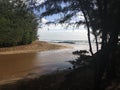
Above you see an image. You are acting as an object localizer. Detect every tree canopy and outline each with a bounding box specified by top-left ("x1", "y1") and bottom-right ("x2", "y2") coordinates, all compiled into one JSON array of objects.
[{"x1": 0, "y1": 0, "x2": 38, "y2": 47}]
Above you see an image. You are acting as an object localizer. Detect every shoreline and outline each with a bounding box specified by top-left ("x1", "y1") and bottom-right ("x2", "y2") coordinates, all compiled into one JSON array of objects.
[
  {"x1": 0, "y1": 40, "x2": 73, "y2": 85},
  {"x1": 0, "y1": 40, "x2": 70, "y2": 55}
]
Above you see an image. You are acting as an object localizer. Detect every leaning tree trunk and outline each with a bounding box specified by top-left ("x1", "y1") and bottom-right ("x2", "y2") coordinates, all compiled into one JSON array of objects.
[
  {"x1": 95, "y1": 34, "x2": 99, "y2": 52},
  {"x1": 86, "y1": 19, "x2": 94, "y2": 56},
  {"x1": 87, "y1": 23, "x2": 94, "y2": 56},
  {"x1": 93, "y1": 32, "x2": 99, "y2": 52},
  {"x1": 82, "y1": 11, "x2": 93, "y2": 56}
]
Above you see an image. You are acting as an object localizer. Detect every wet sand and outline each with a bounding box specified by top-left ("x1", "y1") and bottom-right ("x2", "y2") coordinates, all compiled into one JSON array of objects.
[{"x1": 0, "y1": 41, "x2": 68, "y2": 55}]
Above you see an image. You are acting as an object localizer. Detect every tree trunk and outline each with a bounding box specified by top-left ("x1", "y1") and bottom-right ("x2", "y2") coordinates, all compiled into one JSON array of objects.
[
  {"x1": 94, "y1": 30, "x2": 118, "y2": 89},
  {"x1": 82, "y1": 11, "x2": 93, "y2": 56},
  {"x1": 101, "y1": 31, "x2": 107, "y2": 50},
  {"x1": 86, "y1": 20, "x2": 94, "y2": 56},
  {"x1": 95, "y1": 34, "x2": 99, "y2": 52},
  {"x1": 93, "y1": 32, "x2": 99, "y2": 52},
  {"x1": 105, "y1": 30, "x2": 118, "y2": 79}
]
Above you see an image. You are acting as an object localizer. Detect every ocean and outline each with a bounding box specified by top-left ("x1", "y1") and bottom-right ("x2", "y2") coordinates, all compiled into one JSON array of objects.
[{"x1": 38, "y1": 29, "x2": 98, "y2": 53}]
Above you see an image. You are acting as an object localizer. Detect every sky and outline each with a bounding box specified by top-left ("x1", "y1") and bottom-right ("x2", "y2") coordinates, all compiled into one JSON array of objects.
[
  {"x1": 38, "y1": 24, "x2": 94, "y2": 41},
  {"x1": 33, "y1": 0, "x2": 84, "y2": 23},
  {"x1": 34, "y1": 0, "x2": 94, "y2": 41},
  {"x1": 38, "y1": 29, "x2": 88, "y2": 41}
]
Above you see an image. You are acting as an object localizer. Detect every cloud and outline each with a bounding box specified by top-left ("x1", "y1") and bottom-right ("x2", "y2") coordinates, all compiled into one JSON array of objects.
[
  {"x1": 41, "y1": 18, "x2": 48, "y2": 23},
  {"x1": 36, "y1": 0, "x2": 45, "y2": 4},
  {"x1": 70, "y1": 12, "x2": 84, "y2": 23}
]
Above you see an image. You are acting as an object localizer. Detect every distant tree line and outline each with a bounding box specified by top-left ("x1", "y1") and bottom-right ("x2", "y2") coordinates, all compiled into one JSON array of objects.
[{"x1": 0, "y1": 0, "x2": 38, "y2": 47}]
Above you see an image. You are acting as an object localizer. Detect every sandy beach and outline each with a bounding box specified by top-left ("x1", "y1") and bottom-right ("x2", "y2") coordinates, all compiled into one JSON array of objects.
[{"x1": 0, "y1": 41, "x2": 68, "y2": 55}]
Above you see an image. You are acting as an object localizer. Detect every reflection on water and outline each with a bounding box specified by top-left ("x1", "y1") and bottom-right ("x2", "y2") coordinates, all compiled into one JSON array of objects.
[{"x1": 0, "y1": 49, "x2": 75, "y2": 82}]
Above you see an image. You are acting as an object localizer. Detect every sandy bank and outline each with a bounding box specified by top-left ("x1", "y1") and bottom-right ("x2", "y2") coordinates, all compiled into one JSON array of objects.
[{"x1": 0, "y1": 41, "x2": 69, "y2": 55}]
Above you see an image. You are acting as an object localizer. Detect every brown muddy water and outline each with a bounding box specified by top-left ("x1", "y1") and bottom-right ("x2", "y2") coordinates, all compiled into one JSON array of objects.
[
  {"x1": 0, "y1": 42, "x2": 97, "y2": 84},
  {"x1": 0, "y1": 49, "x2": 76, "y2": 83}
]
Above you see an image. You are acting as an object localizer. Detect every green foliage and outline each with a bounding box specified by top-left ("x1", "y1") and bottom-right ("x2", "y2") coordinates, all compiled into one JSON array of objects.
[{"x1": 0, "y1": 0, "x2": 38, "y2": 47}]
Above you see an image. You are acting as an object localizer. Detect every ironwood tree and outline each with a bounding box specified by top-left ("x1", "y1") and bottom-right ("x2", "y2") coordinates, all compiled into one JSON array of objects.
[{"x1": 0, "y1": 0, "x2": 38, "y2": 47}]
